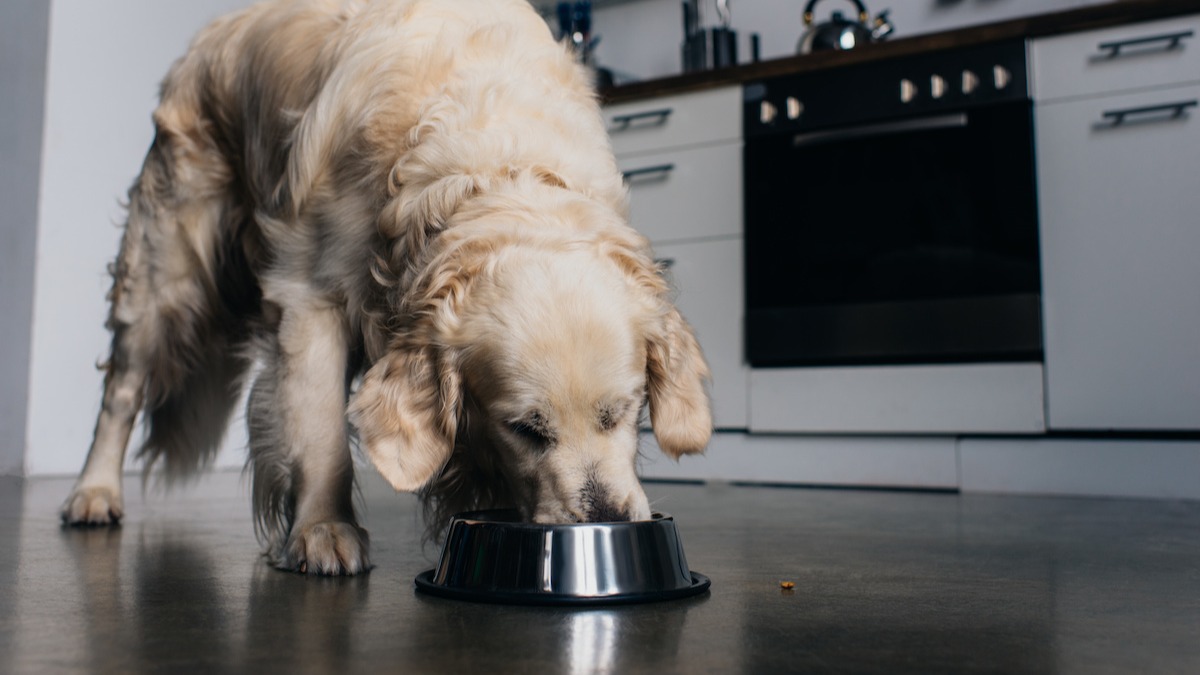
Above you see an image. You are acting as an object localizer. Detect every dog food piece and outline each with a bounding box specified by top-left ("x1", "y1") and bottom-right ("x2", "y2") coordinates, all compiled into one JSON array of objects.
[{"x1": 780, "y1": 580, "x2": 795, "y2": 589}]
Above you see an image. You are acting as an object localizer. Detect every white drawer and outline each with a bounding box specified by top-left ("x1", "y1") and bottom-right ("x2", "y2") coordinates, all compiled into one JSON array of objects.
[
  {"x1": 618, "y1": 142, "x2": 741, "y2": 244},
  {"x1": 605, "y1": 87, "x2": 741, "y2": 157},
  {"x1": 1033, "y1": 14, "x2": 1200, "y2": 102},
  {"x1": 748, "y1": 363, "x2": 1047, "y2": 435}
]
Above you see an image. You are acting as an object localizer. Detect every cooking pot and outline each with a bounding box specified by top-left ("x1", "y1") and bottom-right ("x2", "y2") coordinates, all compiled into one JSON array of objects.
[{"x1": 797, "y1": 0, "x2": 894, "y2": 54}]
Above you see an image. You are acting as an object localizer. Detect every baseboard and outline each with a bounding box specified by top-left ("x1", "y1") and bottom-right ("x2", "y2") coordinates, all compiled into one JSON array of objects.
[{"x1": 640, "y1": 431, "x2": 1200, "y2": 501}]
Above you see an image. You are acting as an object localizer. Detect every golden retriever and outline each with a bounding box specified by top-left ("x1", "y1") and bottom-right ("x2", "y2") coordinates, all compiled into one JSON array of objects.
[{"x1": 61, "y1": 0, "x2": 712, "y2": 575}]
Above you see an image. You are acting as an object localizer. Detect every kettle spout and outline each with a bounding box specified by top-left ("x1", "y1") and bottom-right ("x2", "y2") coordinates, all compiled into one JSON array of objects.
[{"x1": 871, "y1": 9, "x2": 895, "y2": 41}]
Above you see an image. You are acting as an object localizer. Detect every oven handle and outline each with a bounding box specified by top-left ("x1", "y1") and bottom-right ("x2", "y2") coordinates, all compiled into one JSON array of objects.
[{"x1": 791, "y1": 113, "x2": 968, "y2": 148}]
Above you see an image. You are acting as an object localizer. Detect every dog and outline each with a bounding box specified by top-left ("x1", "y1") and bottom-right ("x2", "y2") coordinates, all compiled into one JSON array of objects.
[{"x1": 60, "y1": 0, "x2": 712, "y2": 575}]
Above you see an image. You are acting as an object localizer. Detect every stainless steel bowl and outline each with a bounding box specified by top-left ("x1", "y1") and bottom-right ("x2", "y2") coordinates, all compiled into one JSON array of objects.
[{"x1": 414, "y1": 510, "x2": 710, "y2": 605}]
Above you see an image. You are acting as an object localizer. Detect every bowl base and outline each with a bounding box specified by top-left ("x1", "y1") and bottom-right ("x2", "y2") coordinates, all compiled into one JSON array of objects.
[{"x1": 414, "y1": 570, "x2": 711, "y2": 606}]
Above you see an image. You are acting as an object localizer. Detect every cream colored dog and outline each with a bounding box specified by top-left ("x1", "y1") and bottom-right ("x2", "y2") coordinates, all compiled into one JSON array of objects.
[{"x1": 61, "y1": 0, "x2": 712, "y2": 575}]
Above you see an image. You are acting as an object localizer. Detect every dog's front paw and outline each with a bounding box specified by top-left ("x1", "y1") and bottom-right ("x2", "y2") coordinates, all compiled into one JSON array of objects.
[
  {"x1": 275, "y1": 521, "x2": 371, "y2": 576},
  {"x1": 61, "y1": 486, "x2": 124, "y2": 526}
]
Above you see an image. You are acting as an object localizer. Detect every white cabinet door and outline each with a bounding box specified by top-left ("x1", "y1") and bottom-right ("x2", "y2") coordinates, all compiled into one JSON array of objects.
[
  {"x1": 650, "y1": 238, "x2": 747, "y2": 429},
  {"x1": 618, "y1": 142, "x2": 742, "y2": 244},
  {"x1": 1036, "y1": 85, "x2": 1200, "y2": 430}
]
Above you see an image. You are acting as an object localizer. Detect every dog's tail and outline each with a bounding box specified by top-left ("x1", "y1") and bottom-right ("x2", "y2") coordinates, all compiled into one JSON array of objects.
[
  {"x1": 116, "y1": 98, "x2": 263, "y2": 485},
  {"x1": 134, "y1": 226, "x2": 262, "y2": 485}
]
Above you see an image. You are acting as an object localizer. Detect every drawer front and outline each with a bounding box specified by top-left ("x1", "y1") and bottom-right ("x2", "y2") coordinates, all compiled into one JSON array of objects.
[
  {"x1": 748, "y1": 364, "x2": 1047, "y2": 434},
  {"x1": 1033, "y1": 13, "x2": 1200, "y2": 102},
  {"x1": 619, "y1": 142, "x2": 741, "y2": 244},
  {"x1": 650, "y1": 238, "x2": 747, "y2": 429},
  {"x1": 605, "y1": 87, "x2": 741, "y2": 157}
]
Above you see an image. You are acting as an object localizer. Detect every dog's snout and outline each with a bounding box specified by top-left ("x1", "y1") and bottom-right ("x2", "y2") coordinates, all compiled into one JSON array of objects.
[
  {"x1": 585, "y1": 499, "x2": 630, "y2": 523},
  {"x1": 580, "y1": 473, "x2": 631, "y2": 523}
]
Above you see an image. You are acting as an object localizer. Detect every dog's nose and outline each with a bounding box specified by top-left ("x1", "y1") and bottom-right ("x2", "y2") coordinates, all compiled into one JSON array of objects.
[
  {"x1": 583, "y1": 496, "x2": 630, "y2": 523},
  {"x1": 580, "y1": 472, "x2": 631, "y2": 522}
]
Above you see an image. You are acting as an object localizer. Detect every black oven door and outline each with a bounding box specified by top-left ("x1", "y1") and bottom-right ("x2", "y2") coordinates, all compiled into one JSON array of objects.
[{"x1": 744, "y1": 100, "x2": 1042, "y2": 367}]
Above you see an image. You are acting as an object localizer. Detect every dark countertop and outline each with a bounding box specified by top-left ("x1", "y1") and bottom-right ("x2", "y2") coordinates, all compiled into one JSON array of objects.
[{"x1": 601, "y1": 0, "x2": 1200, "y2": 104}]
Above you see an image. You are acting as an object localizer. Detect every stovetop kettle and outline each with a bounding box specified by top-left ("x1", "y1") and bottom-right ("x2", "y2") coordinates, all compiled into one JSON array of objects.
[{"x1": 797, "y1": 0, "x2": 894, "y2": 54}]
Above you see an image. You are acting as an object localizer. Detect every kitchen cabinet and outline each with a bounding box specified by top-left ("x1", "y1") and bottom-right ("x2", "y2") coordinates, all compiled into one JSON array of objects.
[
  {"x1": 617, "y1": 142, "x2": 741, "y2": 243},
  {"x1": 652, "y1": 238, "x2": 746, "y2": 428},
  {"x1": 1031, "y1": 14, "x2": 1200, "y2": 103},
  {"x1": 1034, "y1": 16, "x2": 1200, "y2": 431},
  {"x1": 603, "y1": 87, "x2": 740, "y2": 158},
  {"x1": 604, "y1": 86, "x2": 748, "y2": 429}
]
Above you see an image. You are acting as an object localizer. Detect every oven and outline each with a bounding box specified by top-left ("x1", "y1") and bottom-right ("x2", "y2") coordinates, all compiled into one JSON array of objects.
[{"x1": 743, "y1": 41, "x2": 1042, "y2": 367}]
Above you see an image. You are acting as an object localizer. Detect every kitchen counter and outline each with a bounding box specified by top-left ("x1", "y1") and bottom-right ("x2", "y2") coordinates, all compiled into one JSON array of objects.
[{"x1": 601, "y1": 0, "x2": 1200, "y2": 103}]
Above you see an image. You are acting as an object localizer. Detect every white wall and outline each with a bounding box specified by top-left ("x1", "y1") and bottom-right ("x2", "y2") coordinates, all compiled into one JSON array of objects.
[
  {"x1": 25, "y1": 0, "x2": 257, "y2": 476},
  {"x1": 0, "y1": 0, "x2": 51, "y2": 476},
  {"x1": 587, "y1": 0, "x2": 1111, "y2": 80}
]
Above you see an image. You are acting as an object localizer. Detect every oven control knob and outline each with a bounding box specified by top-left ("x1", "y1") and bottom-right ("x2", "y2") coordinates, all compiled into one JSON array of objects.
[
  {"x1": 786, "y1": 96, "x2": 804, "y2": 120},
  {"x1": 962, "y1": 69, "x2": 979, "y2": 94},
  {"x1": 930, "y1": 74, "x2": 947, "y2": 99},
  {"x1": 760, "y1": 100, "x2": 778, "y2": 124},
  {"x1": 900, "y1": 78, "x2": 917, "y2": 103},
  {"x1": 993, "y1": 65, "x2": 1012, "y2": 90}
]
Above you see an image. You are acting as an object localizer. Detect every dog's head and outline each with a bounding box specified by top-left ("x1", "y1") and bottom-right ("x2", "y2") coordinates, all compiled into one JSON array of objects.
[{"x1": 349, "y1": 187, "x2": 711, "y2": 530}]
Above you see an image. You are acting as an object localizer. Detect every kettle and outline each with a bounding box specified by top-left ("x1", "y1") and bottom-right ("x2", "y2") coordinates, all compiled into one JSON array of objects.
[{"x1": 797, "y1": 0, "x2": 894, "y2": 54}]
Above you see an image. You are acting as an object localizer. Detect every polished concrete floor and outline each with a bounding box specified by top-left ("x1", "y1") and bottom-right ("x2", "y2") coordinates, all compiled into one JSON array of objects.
[{"x1": 1, "y1": 471, "x2": 1198, "y2": 674}]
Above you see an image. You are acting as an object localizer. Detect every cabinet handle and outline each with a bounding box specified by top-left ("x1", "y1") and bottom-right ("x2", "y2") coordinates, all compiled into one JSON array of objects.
[
  {"x1": 1096, "y1": 30, "x2": 1193, "y2": 58},
  {"x1": 1100, "y1": 100, "x2": 1197, "y2": 127},
  {"x1": 621, "y1": 163, "x2": 675, "y2": 181},
  {"x1": 609, "y1": 108, "x2": 673, "y2": 131}
]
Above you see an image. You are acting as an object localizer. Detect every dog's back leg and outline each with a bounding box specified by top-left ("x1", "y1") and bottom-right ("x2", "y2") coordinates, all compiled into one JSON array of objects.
[{"x1": 62, "y1": 109, "x2": 241, "y2": 525}]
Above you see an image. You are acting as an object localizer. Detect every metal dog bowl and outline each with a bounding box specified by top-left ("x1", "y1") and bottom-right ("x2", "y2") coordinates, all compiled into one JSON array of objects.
[{"x1": 414, "y1": 510, "x2": 710, "y2": 605}]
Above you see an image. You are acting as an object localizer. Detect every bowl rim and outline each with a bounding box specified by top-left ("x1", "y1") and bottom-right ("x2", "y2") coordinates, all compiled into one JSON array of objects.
[{"x1": 448, "y1": 509, "x2": 674, "y2": 529}]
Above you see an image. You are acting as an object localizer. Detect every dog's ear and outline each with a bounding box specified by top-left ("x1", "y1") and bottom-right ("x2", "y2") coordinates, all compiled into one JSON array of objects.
[
  {"x1": 646, "y1": 306, "x2": 713, "y2": 458},
  {"x1": 349, "y1": 342, "x2": 461, "y2": 492},
  {"x1": 602, "y1": 233, "x2": 713, "y2": 457}
]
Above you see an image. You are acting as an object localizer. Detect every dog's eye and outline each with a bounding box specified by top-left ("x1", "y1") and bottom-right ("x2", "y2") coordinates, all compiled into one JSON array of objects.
[
  {"x1": 507, "y1": 420, "x2": 552, "y2": 446},
  {"x1": 598, "y1": 401, "x2": 632, "y2": 432}
]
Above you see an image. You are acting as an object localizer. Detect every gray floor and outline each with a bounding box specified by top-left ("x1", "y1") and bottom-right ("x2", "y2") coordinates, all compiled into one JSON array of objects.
[{"x1": 2, "y1": 471, "x2": 1198, "y2": 674}]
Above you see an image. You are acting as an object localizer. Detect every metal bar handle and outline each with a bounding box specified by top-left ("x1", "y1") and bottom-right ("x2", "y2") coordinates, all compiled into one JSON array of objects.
[
  {"x1": 609, "y1": 108, "x2": 673, "y2": 131},
  {"x1": 792, "y1": 113, "x2": 968, "y2": 149},
  {"x1": 622, "y1": 163, "x2": 675, "y2": 181},
  {"x1": 1097, "y1": 30, "x2": 1193, "y2": 58},
  {"x1": 1101, "y1": 100, "x2": 1197, "y2": 126}
]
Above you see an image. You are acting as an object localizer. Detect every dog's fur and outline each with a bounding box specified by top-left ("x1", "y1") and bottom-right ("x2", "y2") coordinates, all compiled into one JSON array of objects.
[{"x1": 61, "y1": 0, "x2": 712, "y2": 575}]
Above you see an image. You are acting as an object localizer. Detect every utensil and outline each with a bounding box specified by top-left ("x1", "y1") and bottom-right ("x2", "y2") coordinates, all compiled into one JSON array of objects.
[
  {"x1": 797, "y1": 0, "x2": 894, "y2": 54},
  {"x1": 415, "y1": 509, "x2": 710, "y2": 605},
  {"x1": 682, "y1": 0, "x2": 739, "y2": 71}
]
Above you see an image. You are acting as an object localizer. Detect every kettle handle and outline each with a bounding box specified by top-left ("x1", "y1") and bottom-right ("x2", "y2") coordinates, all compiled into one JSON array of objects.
[{"x1": 803, "y1": 0, "x2": 870, "y2": 26}]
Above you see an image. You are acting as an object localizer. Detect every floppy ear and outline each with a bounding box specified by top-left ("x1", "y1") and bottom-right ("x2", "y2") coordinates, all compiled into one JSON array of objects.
[
  {"x1": 349, "y1": 342, "x2": 461, "y2": 492},
  {"x1": 646, "y1": 307, "x2": 713, "y2": 458}
]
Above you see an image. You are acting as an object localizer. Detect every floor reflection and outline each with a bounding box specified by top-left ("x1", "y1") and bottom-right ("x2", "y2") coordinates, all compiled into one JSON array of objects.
[
  {"x1": 408, "y1": 591, "x2": 704, "y2": 673},
  {"x1": 567, "y1": 610, "x2": 618, "y2": 675},
  {"x1": 239, "y1": 563, "x2": 370, "y2": 673}
]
